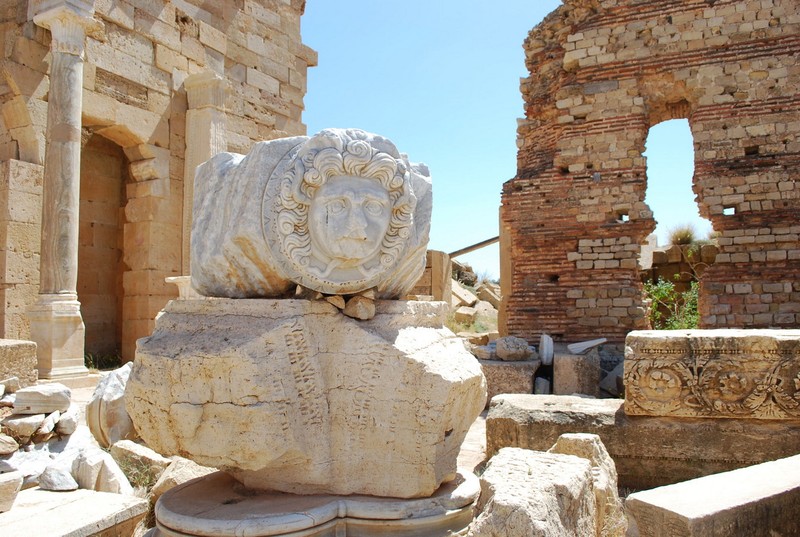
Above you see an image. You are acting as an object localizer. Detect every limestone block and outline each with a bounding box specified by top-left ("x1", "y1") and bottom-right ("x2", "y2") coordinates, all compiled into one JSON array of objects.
[
  {"x1": 479, "y1": 359, "x2": 540, "y2": 407},
  {"x1": 0, "y1": 340, "x2": 37, "y2": 388},
  {"x1": 0, "y1": 471, "x2": 22, "y2": 512},
  {"x1": 151, "y1": 457, "x2": 216, "y2": 505},
  {"x1": 455, "y1": 305, "x2": 477, "y2": 324},
  {"x1": 476, "y1": 282, "x2": 501, "y2": 309},
  {"x1": 495, "y1": 336, "x2": 533, "y2": 361},
  {"x1": 127, "y1": 298, "x2": 487, "y2": 498},
  {"x1": 110, "y1": 439, "x2": 172, "y2": 488},
  {"x1": 486, "y1": 394, "x2": 800, "y2": 491},
  {"x1": 191, "y1": 129, "x2": 432, "y2": 299},
  {"x1": 625, "y1": 329, "x2": 800, "y2": 419},
  {"x1": 342, "y1": 295, "x2": 375, "y2": 320},
  {"x1": 452, "y1": 279, "x2": 478, "y2": 307},
  {"x1": 87, "y1": 362, "x2": 139, "y2": 448},
  {"x1": 554, "y1": 349, "x2": 601, "y2": 396},
  {"x1": 468, "y1": 447, "x2": 597, "y2": 537},
  {"x1": 549, "y1": 433, "x2": 626, "y2": 536},
  {"x1": 626, "y1": 454, "x2": 800, "y2": 537},
  {"x1": 1, "y1": 414, "x2": 44, "y2": 441}
]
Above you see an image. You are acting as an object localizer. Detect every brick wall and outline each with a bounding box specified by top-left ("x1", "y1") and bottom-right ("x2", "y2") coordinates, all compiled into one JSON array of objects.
[
  {"x1": 501, "y1": 0, "x2": 799, "y2": 343},
  {"x1": 0, "y1": 1, "x2": 316, "y2": 359}
]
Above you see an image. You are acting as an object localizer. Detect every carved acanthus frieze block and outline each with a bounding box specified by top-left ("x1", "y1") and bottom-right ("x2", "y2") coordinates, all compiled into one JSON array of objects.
[{"x1": 624, "y1": 330, "x2": 800, "y2": 420}]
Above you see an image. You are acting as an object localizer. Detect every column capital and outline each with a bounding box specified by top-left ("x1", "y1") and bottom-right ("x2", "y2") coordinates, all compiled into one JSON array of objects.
[
  {"x1": 30, "y1": 0, "x2": 101, "y2": 56},
  {"x1": 185, "y1": 71, "x2": 227, "y2": 111}
]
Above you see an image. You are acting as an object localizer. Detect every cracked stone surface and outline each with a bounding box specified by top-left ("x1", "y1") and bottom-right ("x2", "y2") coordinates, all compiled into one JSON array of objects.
[{"x1": 126, "y1": 298, "x2": 486, "y2": 499}]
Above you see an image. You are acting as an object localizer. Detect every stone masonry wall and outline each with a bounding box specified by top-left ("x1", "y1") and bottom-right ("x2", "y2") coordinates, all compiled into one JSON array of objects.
[
  {"x1": 0, "y1": 1, "x2": 316, "y2": 360},
  {"x1": 501, "y1": 0, "x2": 799, "y2": 343}
]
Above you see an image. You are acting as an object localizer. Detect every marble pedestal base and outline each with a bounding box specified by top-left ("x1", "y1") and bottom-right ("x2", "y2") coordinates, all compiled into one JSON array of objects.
[
  {"x1": 27, "y1": 294, "x2": 88, "y2": 379},
  {"x1": 153, "y1": 471, "x2": 479, "y2": 537}
]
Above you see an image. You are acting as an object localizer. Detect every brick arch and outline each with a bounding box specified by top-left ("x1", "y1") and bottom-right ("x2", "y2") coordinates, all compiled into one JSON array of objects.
[{"x1": 500, "y1": 0, "x2": 800, "y2": 346}]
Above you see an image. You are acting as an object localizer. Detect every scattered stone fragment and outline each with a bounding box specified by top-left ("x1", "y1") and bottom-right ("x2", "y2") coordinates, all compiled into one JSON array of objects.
[
  {"x1": 2, "y1": 413, "x2": 45, "y2": 441},
  {"x1": 151, "y1": 457, "x2": 217, "y2": 504},
  {"x1": 13, "y1": 383, "x2": 71, "y2": 415},
  {"x1": 472, "y1": 344, "x2": 496, "y2": 360},
  {"x1": 0, "y1": 385, "x2": 4, "y2": 399},
  {"x1": 55, "y1": 404, "x2": 80, "y2": 436},
  {"x1": 539, "y1": 333, "x2": 554, "y2": 366},
  {"x1": 1, "y1": 449, "x2": 52, "y2": 488},
  {"x1": 473, "y1": 300, "x2": 498, "y2": 321},
  {"x1": 0, "y1": 394, "x2": 14, "y2": 407},
  {"x1": 0, "y1": 470, "x2": 23, "y2": 512},
  {"x1": 495, "y1": 336, "x2": 533, "y2": 361},
  {"x1": 73, "y1": 447, "x2": 134, "y2": 495},
  {"x1": 468, "y1": 447, "x2": 596, "y2": 537},
  {"x1": 455, "y1": 306, "x2": 477, "y2": 324},
  {"x1": 0, "y1": 433, "x2": 19, "y2": 455},
  {"x1": 452, "y1": 279, "x2": 478, "y2": 307},
  {"x1": 87, "y1": 363, "x2": 138, "y2": 448},
  {"x1": 325, "y1": 295, "x2": 346, "y2": 309},
  {"x1": 39, "y1": 464, "x2": 79, "y2": 492},
  {"x1": 567, "y1": 338, "x2": 607, "y2": 355},
  {"x1": 32, "y1": 410, "x2": 61, "y2": 443},
  {"x1": 342, "y1": 295, "x2": 375, "y2": 320},
  {"x1": 110, "y1": 440, "x2": 172, "y2": 488},
  {"x1": 476, "y1": 283, "x2": 501, "y2": 309},
  {"x1": 459, "y1": 332, "x2": 490, "y2": 346},
  {"x1": 548, "y1": 433, "x2": 625, "y2": 536},
  {"x1": 0, "y1": 377, "x2": 21, "y2": 394},
  {"x1": 358, "y1": 289, "x2": 376, "y2": 300}
]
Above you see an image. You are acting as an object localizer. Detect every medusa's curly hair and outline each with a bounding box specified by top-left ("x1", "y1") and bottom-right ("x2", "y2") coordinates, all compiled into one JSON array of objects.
[{"x1": 273, "y1": 129, "x2": 417, "y2": 283}]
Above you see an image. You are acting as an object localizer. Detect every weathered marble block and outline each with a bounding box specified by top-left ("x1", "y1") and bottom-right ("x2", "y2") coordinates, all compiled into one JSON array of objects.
[
  {"x1": 625, "y1": 330, "x2": 800, "y2": 420},
  {"x1": 126, "y1": 298, "x2": 486, "y2": 499},
  {"x1": 191, "y1": 128, "x2": 432, "y2": 299}
]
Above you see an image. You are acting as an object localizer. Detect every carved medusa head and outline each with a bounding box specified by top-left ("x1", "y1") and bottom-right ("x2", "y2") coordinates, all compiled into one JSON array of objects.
[{"x1": 269, "y1": 129, "x2": 417, "y2": 293}]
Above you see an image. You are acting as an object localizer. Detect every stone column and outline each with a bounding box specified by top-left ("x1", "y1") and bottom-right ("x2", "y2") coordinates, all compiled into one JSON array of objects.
[
  {"x1": 182, "y1": 72, "x2": 227, "y2": 274},
  {"x1": 27, "y1": 0, "x2": 99, "y2": 379}
]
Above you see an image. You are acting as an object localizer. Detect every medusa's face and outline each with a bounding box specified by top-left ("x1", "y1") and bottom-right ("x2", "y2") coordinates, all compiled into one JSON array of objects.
[{"x1": 308, "y1": 175, "x2": 391, "y2": 268}]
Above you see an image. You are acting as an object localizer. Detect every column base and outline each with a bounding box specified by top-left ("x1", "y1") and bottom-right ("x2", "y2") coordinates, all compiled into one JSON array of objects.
[
  {"x1": 27, "y1": 294, "x2": 88, "y2": 380},
  {"x1": 153, "y1": 471, "x2": 479, "y2": 536}
]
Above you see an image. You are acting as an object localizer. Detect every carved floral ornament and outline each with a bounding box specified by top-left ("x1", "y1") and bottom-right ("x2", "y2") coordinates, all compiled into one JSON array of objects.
[{"x1": 624, "y1": 339, "x2": 800, "y2": 420}]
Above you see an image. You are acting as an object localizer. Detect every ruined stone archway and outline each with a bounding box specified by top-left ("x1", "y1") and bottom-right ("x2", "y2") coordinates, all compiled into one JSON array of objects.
[{"x1": 500, "y1": 0, "x2": 800, "y2": 348}]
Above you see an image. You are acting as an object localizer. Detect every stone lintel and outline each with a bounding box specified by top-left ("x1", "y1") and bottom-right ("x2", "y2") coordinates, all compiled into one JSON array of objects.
[
  {"x1": 486, "y1": 394, "x2": 800, "y2": 491},
  {"x1": 185, "y1": 71, "x2": 227, "y2": 110},
  {"x1": 624, "y1": 329, "x2": 800, "y2": 420},
  {"x1": 626, "y1": 454, "x2": 800, "y2": 537}
]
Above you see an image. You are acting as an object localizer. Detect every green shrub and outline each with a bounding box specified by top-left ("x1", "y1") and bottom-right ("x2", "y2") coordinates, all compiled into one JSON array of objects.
[{"x1": 643, "y1": 278, "x2": 699, "y2": 330}]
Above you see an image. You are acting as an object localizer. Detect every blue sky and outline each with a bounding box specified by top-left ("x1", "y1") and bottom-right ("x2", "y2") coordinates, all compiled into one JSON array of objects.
[{"x1": 301, "y1": 1, "x2": 712, "y2": 279}]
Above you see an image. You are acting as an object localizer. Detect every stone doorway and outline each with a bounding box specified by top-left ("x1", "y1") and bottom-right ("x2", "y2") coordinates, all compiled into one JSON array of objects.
[{"x1": 78, "y1": 133, "x2": 129, "y2": 359}]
